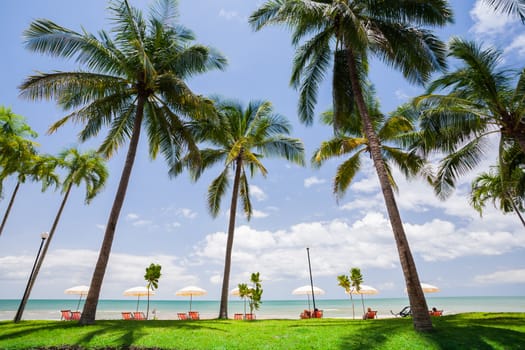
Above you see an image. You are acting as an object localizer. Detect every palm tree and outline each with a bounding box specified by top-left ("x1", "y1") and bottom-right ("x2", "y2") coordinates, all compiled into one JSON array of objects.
[
  {"x1": 470, "y1": 143, "x2": 525, "y2": 226},
  {"x1": 415, "y1": 38, "x2": 525, "y2": 198},
  {"x1": 337, "y1": 274, "x2": 355, "y2": 319},
  {"x1": 144, "y1": 263, "x2": 162, "y2": 320},
  {"x1": 482, "y1": 0, "x2": 525, "y2": 22},
  {"x1": 350, "y1": 267, "x2": 365, "y2": 314},
  {"x1": 19, "y1": 0, "x2": 226, "y2": 324},
  {"x1": 250, "y1": 0, "x2": 452, "y2": 331},
  {"x1": 0, "y1": 152, "x2": 60, "y2": 237},
  {"x1": 14, "y1": 148, "x2": 108, "y2": 322},
  {"x1": 173, "y1": 98, "x2": 304, "y2": 319}
]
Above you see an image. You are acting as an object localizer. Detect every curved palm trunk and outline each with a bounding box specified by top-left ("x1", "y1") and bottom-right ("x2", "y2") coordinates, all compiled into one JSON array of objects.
[
  {"x1": 345, "y1": 49, "x2": 432, "y2": 331},
  {"x1": 350, "y1": 293, "x2": 355, "y2": 319},
  {"x1": 0, "y1": 180, "x2": 21, "y2": 237},
  {"x1": 13, "y1": 182, "x2": 72, "y2": 322},
  {"x1": 146, "y1": 289, "x2": 150, "y2": 320},
  {"x1": 80, "y1": 97, "x2": 145, "y2": 325},
  {"x1": 218, "y1": 157, "x2": 243, "y2": 319},
  {"x1": 508, "y1": 194, "x2": 525, "y2": 228}
]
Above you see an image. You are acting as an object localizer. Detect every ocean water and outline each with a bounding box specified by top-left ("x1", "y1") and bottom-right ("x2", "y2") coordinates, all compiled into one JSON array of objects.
[{"x1": 1, "y1": 296, "x2": 523, "y2": 321}]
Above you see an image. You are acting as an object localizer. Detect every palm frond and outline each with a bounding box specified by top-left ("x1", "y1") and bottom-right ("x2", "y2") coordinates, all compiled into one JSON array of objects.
[{"x1": 207, "y1": 168, "x2": 230, "y2": 217}]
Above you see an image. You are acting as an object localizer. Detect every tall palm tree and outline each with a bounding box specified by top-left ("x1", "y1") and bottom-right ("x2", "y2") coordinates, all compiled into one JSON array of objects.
[
  {"x1": 415, "y1": 38, "x2": 525, "y2": 198},
  {"x1": 14, "y1": 148, "x2": 108, "y2": 322},
  {"x1": 172, "y1": 98, "x2": 304, "y2": 319},
  {"x1": 350, "y1": 267, "x2": 365, "y2": 314},
  {"x1": 483, "y1": 0, "x2": 525, "y2": 22},
  {"x1": 250, "y1": 0, "x2": 452, "y2": 331},
  {"x1": 19, "y1": 0, "x2": 226, "y2": 324}
]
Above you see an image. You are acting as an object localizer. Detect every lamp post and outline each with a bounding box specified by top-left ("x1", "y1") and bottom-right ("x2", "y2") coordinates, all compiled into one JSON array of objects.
[
  {"x1": 306, "y1": 247, "x2": 317, "y2": 311},
  {"x1": 14, "y1": 232, "x2": 49, "y2": 323}
]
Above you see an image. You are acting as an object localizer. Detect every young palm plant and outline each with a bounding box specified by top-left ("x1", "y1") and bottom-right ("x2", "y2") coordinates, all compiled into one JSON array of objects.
[
  {"x1": 250, "y1": 0, "x2": 452, "y2": 331},
  {"x1": 144, "y1": 263, "x2": 162, "y2": 320},
  {"x1": 14, "y1": 148, "x2": 107, "y2": 322},
  {"x1": 415, "y1": 38, "x2": 525, "y2": 198},
  {"x1": 172, "y1": 98, "x2": 304, "y2": 319},
  {"x1": 19, "y1": 0, "x2": 226, "y2": 324}
]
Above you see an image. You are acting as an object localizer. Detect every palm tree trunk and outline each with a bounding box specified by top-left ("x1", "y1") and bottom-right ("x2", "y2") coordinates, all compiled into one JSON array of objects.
[
  {"x1": 0, "y1": 180, "x2": 21, "y2": 237},
  {"x1": 345, "y1": 48, "x2": 432, "y2": 332},
  {"x1": 80, "y1": 97, "x2": 145, "y2": 325},
  {"x1": 13, "y1": 182, "x2": 72, "y2": 322},
  {"x1": 509, "y1": 194, "x2": 525, "y2": 228},
  {"x1": 218, "y1": 157, "x2": 243, "y2": 319}
]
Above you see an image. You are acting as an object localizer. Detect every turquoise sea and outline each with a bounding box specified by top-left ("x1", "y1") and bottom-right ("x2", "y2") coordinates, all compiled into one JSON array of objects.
[{"x1": 1, "y1": 296, "x2": 524, "y2": 321}]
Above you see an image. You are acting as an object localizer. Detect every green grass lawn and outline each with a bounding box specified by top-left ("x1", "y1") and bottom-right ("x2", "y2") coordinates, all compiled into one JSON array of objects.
[{"x1": 0, "y1": 313, "x2": 523, "y2": 349}]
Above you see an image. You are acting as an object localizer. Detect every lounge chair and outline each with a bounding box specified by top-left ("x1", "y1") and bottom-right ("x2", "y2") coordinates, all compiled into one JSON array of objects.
[
  {"x1": 300, "y1": 309, "x2": 311, "y2": 319},
  {"x1": 177, "y1": 312, "x2": 188, "y2": 320},
  {"x1": 60, "y1": 309, "x2": 73, "y2": 321},
  {"x1": 188, "y1": 311, "x2": 200, "y2": 320},
  {"x1": 390, "y1": 306, "x2": 411, "y2": 317},
  {"x1": 245, "y1": 313, "x2": 256, "y2": 320},
  {"x1": 429, "y1": 309, "x2": 443, "y2": 316},
  {"x1": 312, "y1": 309, "x2": 323, "y2": 318},
  {"x1": 133, "y1": 311, "x2": 146, "y2": 320},
  {"x1": 364, "y1": 310, "x2": 377, "y2": 319},
  {"x1": 71, "y1": 311, "x2": 81, "y2": 320},
  {"x1": 122, "y1": 312, "x2": 134, "y2": 320},
  {"x1": 234, "y1": 313, "x2": 243, "y2": 320}
]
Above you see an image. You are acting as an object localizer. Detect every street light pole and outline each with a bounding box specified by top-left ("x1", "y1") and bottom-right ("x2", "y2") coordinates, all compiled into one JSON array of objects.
[
  {"x1": 14, "y1": 232, "x2": 49, "y2": 323},
  {"x1": 306, "y1": 247, "x2": 316, "y2": 311}
]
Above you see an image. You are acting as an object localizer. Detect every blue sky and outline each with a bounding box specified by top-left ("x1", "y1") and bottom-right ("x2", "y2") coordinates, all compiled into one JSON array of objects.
[{"x1": 0, "y1": 0, "x2": 523, "y2": 303}]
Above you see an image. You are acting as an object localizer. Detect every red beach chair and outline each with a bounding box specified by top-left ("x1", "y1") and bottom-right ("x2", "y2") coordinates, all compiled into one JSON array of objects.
[
  {"x1": 60, "y1": 310, "x2": 73, "y2": 321},
  {"x1": 133, "y1": 311, "x2": 146, "y2": 320},
  {"x1": 177, "y1": 313, "x2": 188, "y2": 320},
  {"x1": 188, "y1": 311, "x2": 200, "y2": 320},
  {"x1": 71, "y1": 311, "x2": 81, "y2": 320},
  {"x1": 122, "y1": 312, "x2": 134, "y2": 320}
]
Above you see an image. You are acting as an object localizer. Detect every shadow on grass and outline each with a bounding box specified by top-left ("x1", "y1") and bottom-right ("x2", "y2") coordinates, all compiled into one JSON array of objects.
[
  {"x1": 0, "y1": 319, "x2": 228, "y2": 348},
  {"x1": 338, "y1": 314, "x2": 525, "y2": 350}
]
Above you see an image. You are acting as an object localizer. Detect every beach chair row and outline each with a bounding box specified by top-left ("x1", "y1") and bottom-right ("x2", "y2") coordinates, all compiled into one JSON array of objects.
[
  {"x1": 60, "y1": 309, "x2": 81, "y2": 321},
  {"x1": 177, "y1": 311, "x2": 200, "y2": 320},
  {"x1": 121, "y1": 311, "x2": 147, "y2": 320}
]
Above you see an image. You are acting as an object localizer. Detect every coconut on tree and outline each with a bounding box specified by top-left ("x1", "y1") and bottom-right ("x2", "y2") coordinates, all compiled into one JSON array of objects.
[{"x1": 19, "y1": 0, "x2": 226, "y2": 324}]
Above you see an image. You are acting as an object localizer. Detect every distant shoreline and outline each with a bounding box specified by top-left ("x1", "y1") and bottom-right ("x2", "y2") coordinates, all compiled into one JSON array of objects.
[{"x1": 1, "y1": 296, "x2": 523, "y2": 321}]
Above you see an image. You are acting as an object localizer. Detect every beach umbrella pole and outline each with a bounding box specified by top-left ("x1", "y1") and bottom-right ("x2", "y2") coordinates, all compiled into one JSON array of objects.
[
  {"x1": 136, "y1": 296, "x2": 139, "y2": 312},
  {"x1": 189, "y1": 295, "x2": 193, "y2": 312},
  {"x1": 76, "y1": 295, "x2": 82, "y2": 312}
]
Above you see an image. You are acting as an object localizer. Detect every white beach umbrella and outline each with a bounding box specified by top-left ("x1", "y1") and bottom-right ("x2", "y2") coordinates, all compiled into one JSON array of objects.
[
  {"x1": 292, "y1": 285, "x2": 325, "y2": 310},
  {"x1": 64, "y1": 285, "x2": 89, "y2": 311},
  {"x1": 176, "y1": 286, "x2": 207, "y2": 312},
  {"x1": 123, "y1": 286, "x2": 155, "y2": 312},
  {"x1": 405, "y1": 283, "x2": 440, "y2": 294},
  {"x1": 230, "y1": 287, "x2": 241, "y2": 296},
  {"x1": 421, "y1": 283, "x2": 440, "y2": 293},
  {"x1": 345, "y1": 284, "x2": 379, "y2": 295}
]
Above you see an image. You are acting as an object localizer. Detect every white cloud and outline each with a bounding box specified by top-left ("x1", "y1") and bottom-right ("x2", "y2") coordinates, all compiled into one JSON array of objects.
[
  {"x1": 209, "y1": 274, "x2": 222, "y2": 284},
  {"x1": 505, "y1": 33, "x2": 525, "y2": 56},
  {"x1": 252, "y1": 209, "x2": 269, "y2": 218},
  {"x1": 126, "y1": 213, "x2": 139, "y2": 220},
  {"x1": 395, "y1": 89, "x2": 410, "y2": 100},
  {"x1": 474, "y1": 269, "x2": 525, "y2": 284},
  {"x1": 218, "y1": 9, "x2": 245, "y2": 22},
  {"x1": 470, "y1": 0, "x2": 517, "y2": 35},
  {"x1": 250, "y1": 185, "x2": 267, "y2": 201},
  {"x1": 178, "y1": 208, "x2": 197, "y2": 219},
  {"x1": 304, "y1": 176, "x2": 326, "y2": 188},
  {"x1": 96, "y1": 224, "x2": 105, "y2": 231},
  {"x1": 132, "y1": 219, "x2": 152, "y2": 227}
]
